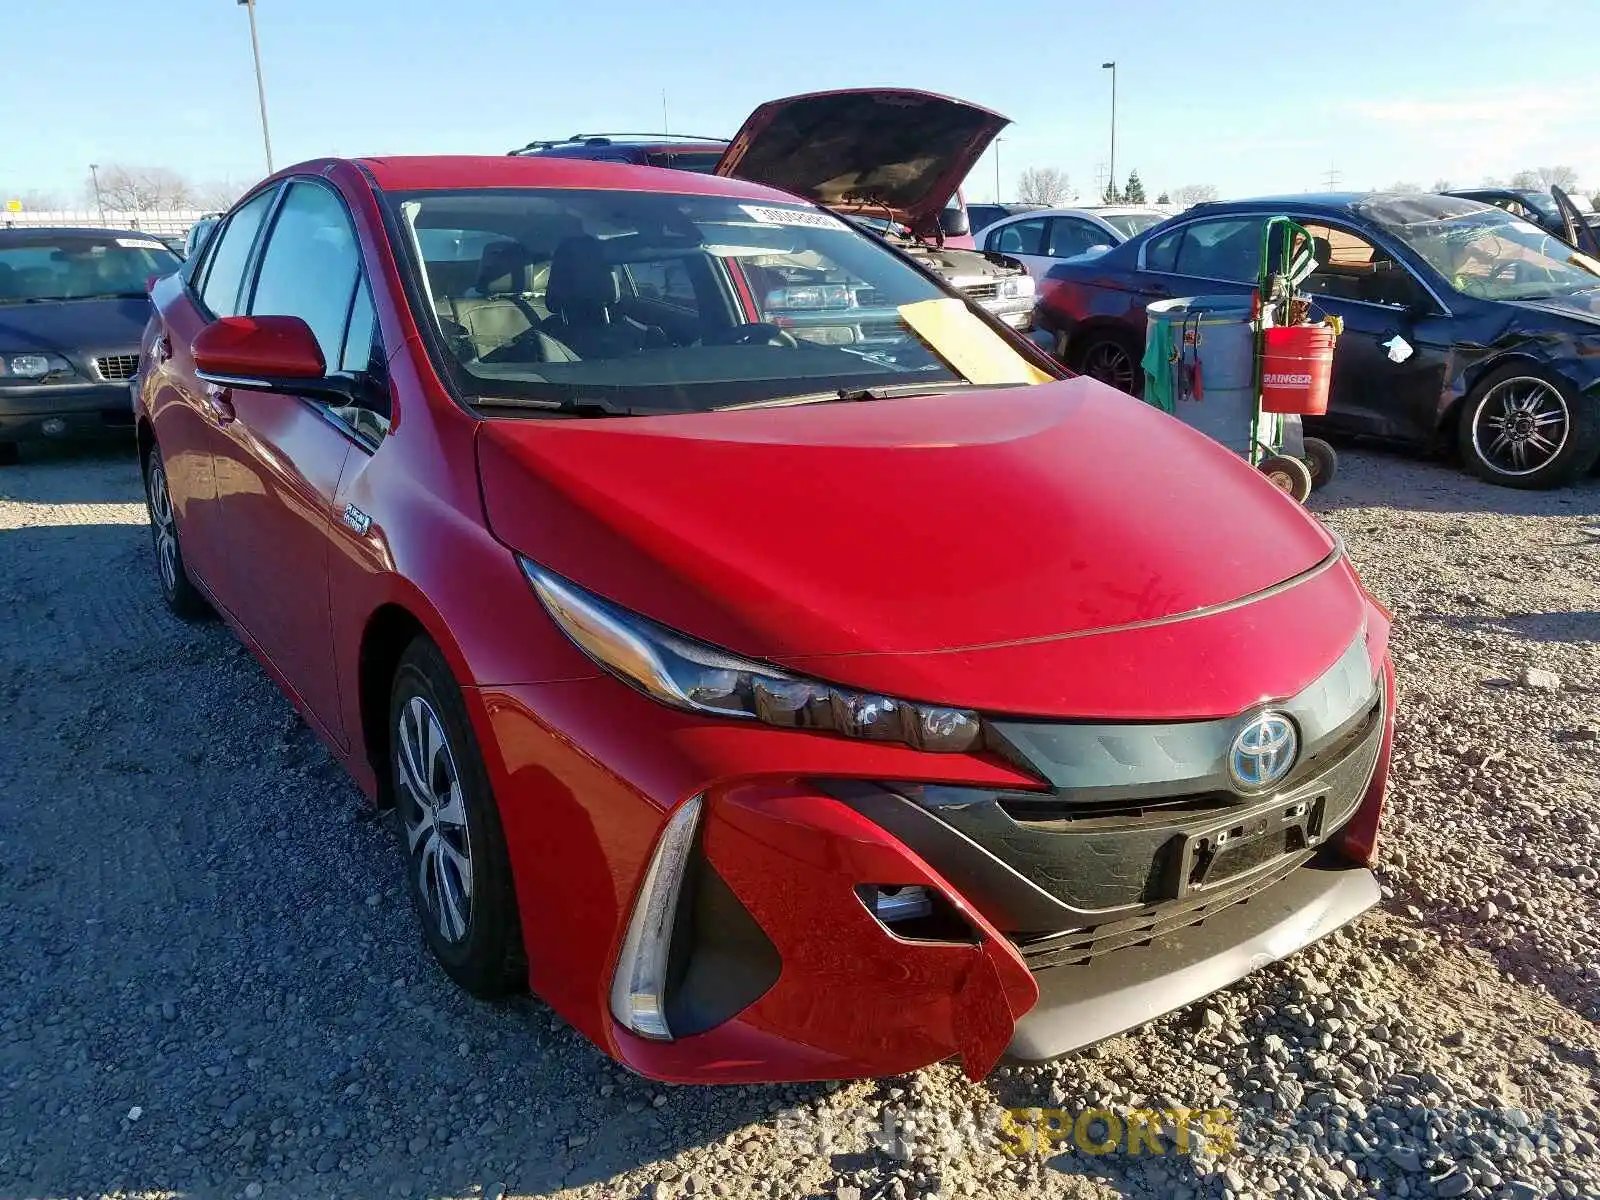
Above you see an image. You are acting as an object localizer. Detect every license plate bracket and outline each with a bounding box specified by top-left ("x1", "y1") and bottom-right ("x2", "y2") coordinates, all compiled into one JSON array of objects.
[{"x1": 1173, "y1": 793, "x2": 1327, "y2": 896}]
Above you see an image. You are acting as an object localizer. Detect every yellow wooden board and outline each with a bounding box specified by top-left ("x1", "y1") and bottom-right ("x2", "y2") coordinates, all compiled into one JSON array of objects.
[{"x1": 897, "y1": 298, "x2": 1054, "y2": 386}]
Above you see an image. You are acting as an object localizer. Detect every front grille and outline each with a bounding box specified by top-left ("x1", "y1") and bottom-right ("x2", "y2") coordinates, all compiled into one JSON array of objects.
[
  {"x1": 94, "y1": 354, "x2": 140, "y2": 381},
  {"x1": 958, "y1": 281, "x2": 1000, "y2": 301},
  {"x1": 1015, "y1": 849, "x2": 1309, "y2": 971}
]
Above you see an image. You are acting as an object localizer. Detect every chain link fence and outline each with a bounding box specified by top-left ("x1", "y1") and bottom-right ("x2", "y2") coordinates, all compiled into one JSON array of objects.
[{"x1": 2, "y1": 209, "x2": 210, "y2": 236}]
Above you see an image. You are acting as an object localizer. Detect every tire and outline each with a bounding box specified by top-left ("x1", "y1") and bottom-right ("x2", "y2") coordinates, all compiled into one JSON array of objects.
[
  {"x1": 1303, "y1": 437, "x2": 1338, "y2": 491},
  {"x1": 1071, "y1": 329, "x2": 1143, "y2": 397},
  {"x1": 389, "y1": 636, "x2": 525, "y2": 1000},
  {"x1": 1259, "y1": 454, "x2": 1314, "y2": 503},
  {"x1": 1458, "y1": 363, "x2": 1600, "y2": 489},
  {"x1": 0, "y1": 442, "x2": 18, "y2": 466},
  {"x1": 143, "y1": 445, "x2": 210, "y2": 619}
]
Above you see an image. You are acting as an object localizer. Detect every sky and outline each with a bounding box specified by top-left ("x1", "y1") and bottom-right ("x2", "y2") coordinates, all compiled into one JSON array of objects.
[{"x1": 3, "y1": 0, "x2": 1598, "y2": 208}]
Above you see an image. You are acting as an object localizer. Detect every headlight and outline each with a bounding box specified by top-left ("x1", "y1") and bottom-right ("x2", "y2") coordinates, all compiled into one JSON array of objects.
[
  {"x1": 764, "y1": 284, "x2": 853, "y2": 311},
  {"x1": 0, "y1": 353, "x2": 74, "y2": 380},
  {"x1": 998, "y1": 275, "x2": 1036, "y2": 301},
  {"x1": 521, "y1": 559, "x2": 983, "y2": 753}
]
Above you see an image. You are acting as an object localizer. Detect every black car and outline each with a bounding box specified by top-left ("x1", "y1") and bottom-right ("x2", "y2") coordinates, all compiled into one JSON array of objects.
[
  {"x1": 1035, "y1": 193, "x2": 1600, "y2": 489},
  {"x1": 0, "y1": 227, "x2": 180, "y2": 463},
  {"x1": 967, "y1": 202, "x2": 1046, "y2": 234},
  {"x1": 1444, "y1": 187, "x2": 1600, "y2": 256}
]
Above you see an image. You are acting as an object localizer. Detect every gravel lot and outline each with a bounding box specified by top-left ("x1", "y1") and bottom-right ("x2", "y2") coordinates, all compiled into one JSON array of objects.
[{"x1": 1, "y1": 441, "x2": 1597, "y2": 1200}]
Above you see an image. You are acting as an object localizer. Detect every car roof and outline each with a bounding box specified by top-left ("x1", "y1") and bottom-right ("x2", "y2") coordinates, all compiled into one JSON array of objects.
[
  {"x1": 1190, "y1": 192, "x2": 1371, "y2": 212},
  {"x1": 0, "y1": 226, "x2": 172, "y2": 241},
  {"x1": 318, "y1": 155, "x2": 805, "y2": 204}
]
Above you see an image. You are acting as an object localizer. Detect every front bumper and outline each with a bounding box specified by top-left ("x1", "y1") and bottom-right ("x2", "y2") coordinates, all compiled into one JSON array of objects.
[
  {"x1": 475, "y1": 610, "x2": 1393, "y2": 1084},
  {"x1": 0, "y1": 381, "x2": 138, "y2": 443}
]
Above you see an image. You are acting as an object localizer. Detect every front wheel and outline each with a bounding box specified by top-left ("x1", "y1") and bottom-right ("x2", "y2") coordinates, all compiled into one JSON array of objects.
[
  {"x1": 1458, "y1": 364, "x2": 1600, "y2": 489},
  {"x1": 389, "y1": 637, "x2": 525, "y2": 999}
]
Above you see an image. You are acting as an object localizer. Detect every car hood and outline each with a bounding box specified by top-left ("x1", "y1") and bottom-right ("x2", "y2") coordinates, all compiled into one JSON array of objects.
[
  {"x1": 0, "y1": 296, "x2": 151, "y2": 354},
  {"x1": 714, "y1": 89, "x2": 1009, "y2": 227},
  {"x1": 478, "y1": 380, "x2": 1338, "y2": 673},
  {"x1": 1507, "y1": 289, "x2": 1600, "y2": 329}
]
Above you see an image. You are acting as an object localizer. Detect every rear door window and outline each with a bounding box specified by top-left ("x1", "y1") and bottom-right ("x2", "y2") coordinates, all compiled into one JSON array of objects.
[
  {"x1": 198, "y1": 189, "x2": 276, "y2": 316},
  {"x1": 1046, "y1": 218, "x2": 1107, "y2": 258},
  {"x1": 988, "y1": 218, "x2": 1048, "y2": 255},
  {"x1": 1172, "y1": 216, "x2": 1269, "y2": 282}
]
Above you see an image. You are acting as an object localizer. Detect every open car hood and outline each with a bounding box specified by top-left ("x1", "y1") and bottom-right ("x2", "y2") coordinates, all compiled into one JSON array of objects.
[{"x1": 714, "y1": 89, "x2": 1009, "y2": 228}]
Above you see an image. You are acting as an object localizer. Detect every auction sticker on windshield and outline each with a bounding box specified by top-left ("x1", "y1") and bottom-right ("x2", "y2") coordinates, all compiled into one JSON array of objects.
[{"x1": 739, "y1": 204, "x2": 847, "y2": 231}]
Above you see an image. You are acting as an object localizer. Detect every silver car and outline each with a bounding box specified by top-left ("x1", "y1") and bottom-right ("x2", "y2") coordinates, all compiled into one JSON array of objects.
[{"x1": 980, "y1": 206, "x2": 1172, "y2": 278}]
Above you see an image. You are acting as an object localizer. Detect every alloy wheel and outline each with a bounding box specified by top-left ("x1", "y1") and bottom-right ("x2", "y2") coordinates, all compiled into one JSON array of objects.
[
  {"x1": 1472, "y1": 376, "x2": 1570, "y2": 477},
  {"x1": 146, "y1": 460, "x2": 180, "y2": 597},
  {"x1": 395, "y1": 695, "x2": 475, "y2": 944},
  {"x1": 1082, "y1": 339, "x2": 1136, "y2": 393}
]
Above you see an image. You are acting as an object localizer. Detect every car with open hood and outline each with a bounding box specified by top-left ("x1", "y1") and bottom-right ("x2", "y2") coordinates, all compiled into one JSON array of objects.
[
  {"x1": 133, "y1": 153, "x2": 1395, "y2": 1083},
  {"x1": 510, "y1": 90, "x2": 1035, "y2": 330},
  {"x1": 1035, "y1": 192, "x2": 1600, "y2": 488},
  {"x1": 0, "y1": 226, "x2": 179, "y2": 463},
  {"x1": 713, "y1": 89, "x2": 1035, "y2": 329}
]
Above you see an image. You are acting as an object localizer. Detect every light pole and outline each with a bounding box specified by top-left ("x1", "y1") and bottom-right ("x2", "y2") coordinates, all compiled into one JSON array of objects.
[
  {"x1": 1101, "y1": 61, "x2": 1117, "y2": 201},
  {"x1": 238, "y1": 0, "x2": 275, "y2": 172},
  {"x1": 993, "y1": 136, "x2": 1003, "y2": 202},
  {"x1": 89, "y1": 163, "x2": 106, "y2": 223}
]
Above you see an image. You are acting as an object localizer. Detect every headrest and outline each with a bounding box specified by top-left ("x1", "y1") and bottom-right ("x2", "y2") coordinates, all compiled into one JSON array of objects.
[
  {"x1": 545, "y1": 235, "x2": 621, "y2": 317},
  {"x1": 477, "y1": 240, "x2": 534, "y2": 294}
]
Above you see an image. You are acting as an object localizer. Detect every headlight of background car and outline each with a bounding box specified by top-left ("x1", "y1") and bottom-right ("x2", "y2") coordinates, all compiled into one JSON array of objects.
[
  {"x1": 0, "y1": 353, "x2": 75, "y2": 381},
  {"x1": 998, "y1": 275, "x2": 1036, "y2": 301},
  {"x1": 520, "y1": 559, "x2": 982, "y2": 753}
]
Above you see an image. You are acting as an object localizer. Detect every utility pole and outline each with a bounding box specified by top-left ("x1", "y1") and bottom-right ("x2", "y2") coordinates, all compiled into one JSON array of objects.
[
  {"x1": 661, "y1": 89, "x2": 669, "y2": 134},
  {"x1": 1102, "y1": 62, "x2": 1117, "y2": 200},
  {"x1": 1321, "y1": 162, "x2": 1342, "y2": 192},
  {"x1": 89, "y1": 164, "x2": 105, "y2": 223},
  {"x1": 238, "y1": 0, "x2": 275, "y2": 172},
  {"x1": 993, "y1": 136, "x2": 1003, "y2": 201}
]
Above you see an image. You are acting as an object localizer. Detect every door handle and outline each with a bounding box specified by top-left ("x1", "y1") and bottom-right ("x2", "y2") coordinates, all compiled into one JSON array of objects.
[
  {"x1": 205, "y1": 383, "x2": 236, "y2": 425},
  {"x1": 1145, "y1": 284, "x2": 1172, "y2": 298}
]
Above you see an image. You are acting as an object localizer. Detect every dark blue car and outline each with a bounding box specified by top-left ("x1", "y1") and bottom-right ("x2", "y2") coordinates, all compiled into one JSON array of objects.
[
  {"x1": 1035, "y1": 193, "x2": 1600, "y2": 489},
  {"x1": 0, "y1": 227, "x2": 180, "y2": 464}
]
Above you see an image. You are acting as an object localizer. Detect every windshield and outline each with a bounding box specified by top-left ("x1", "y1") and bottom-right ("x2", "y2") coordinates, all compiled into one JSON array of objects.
[
  {"x1": 0, "y1": 233, "x2": 179, "y2": 303},
  {"x1": 1099, "y1": 212, "x2": 1164, "y2": 238},
  {"x1": 391, "y1": 187, "x2": 1015, "y2": 412},
  {"x1": 1362, "y1": 196, "x2": 1600, "y2": 301}
]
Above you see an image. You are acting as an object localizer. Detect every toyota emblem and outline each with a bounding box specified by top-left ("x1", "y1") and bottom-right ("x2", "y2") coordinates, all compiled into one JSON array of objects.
[{"x1": 1228, "y1": 711, "x2": 1298, "y2": 792}]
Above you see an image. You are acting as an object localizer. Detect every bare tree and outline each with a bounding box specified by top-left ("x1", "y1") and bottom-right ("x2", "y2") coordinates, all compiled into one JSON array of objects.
[
  {"x1": 1509, "y1": 166, "x2": 1579, "y2": 192},
  {"x1": 193, "y1": 178, "x2": 247, "y2": 211},
  {"x1": 1385, "y1": 181, "x2": 1423, "y2": 193},
  {"x1": 1431, "y1": 178, "x2": 1452, "y2": 192},
  {"x1": 1170, "y1": 183, "x2": 1219, "y2": 206},
  {"x1": 0, "y1": 187, "x2": 66, "y2": 210},
  {"x1": 1016, "y1": 167, "x2": 1074, "y2": 206},
  {"x1": 86, "y1": 165, "x2": 196, "y2": 211}
]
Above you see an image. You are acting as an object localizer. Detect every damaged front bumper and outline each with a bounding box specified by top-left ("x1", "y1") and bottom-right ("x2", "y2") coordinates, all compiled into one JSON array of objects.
[{"x1": 569, "y1": 637, "x2": 1394, "y2": 1084}]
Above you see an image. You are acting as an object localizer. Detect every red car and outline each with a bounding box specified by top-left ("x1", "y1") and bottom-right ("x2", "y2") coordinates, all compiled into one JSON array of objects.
[{"x1": 133, "y1": 152, "x2": 1395, "y2": 1084}]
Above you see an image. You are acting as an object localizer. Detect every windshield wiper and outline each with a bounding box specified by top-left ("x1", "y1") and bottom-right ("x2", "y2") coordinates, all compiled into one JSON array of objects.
[
  {"x1": 719, "y1": 380, "x2": 1024, "y2": 411},
  {"x1": 472, "y1": 395, "x2": 672, "y2": 418}
]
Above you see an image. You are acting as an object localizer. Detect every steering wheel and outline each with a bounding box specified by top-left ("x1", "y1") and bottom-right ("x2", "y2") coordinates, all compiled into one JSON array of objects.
[{"x1": 703, "y1": 322, "x2": 799, "y2": 349}]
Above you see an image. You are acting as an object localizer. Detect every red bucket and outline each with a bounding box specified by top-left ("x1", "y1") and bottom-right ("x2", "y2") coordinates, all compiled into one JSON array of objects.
[{"x1": 1260, "y1": 324, "x2": 1334, "y2": 415}]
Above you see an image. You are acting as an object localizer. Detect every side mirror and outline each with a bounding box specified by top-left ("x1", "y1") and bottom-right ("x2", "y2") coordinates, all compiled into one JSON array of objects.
[
  {"x1": 192, "y1": 316, "x2": 340, "y2": 397},
  {"x1": 938, "y1": 205, "x2": 971, "y2": 237}
]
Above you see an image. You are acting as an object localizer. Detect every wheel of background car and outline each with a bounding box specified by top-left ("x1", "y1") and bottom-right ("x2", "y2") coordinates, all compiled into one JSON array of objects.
[
  {"x1": 1258, "y1": 454, "x2": 1314, "y2": 503},
  {"x1": 143, "y1": 445, "x2": 210, "y2": 620},
  {"x1": 1459, "y1": 363, "x2": 1600, "y2": 490},
  {"x1": 389, "y1": 635, "x2": 525, "y2": 999},
  {"x1": 0, "y1": 442, "x2": 18, "y2": 467},
  {"x1": 706, "y1": 322, "x2": 799, "y2": 349},
  {"x1": 1072, "y1": 330, "x2": 1142, "y2": 397},
  {"x1": 1302, "y1": 437, "x2": 1338, "y2": 490}
]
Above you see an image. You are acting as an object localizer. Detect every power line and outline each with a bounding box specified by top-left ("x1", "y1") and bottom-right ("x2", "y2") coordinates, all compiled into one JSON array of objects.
[{"x1": 1321, "y1": 163, "x2": 1342, "y2": 192}]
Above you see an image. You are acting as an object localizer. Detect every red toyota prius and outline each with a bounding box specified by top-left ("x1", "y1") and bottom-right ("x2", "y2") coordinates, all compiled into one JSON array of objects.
[{"x1": 133, "y1": 154, "x2": 1395, "y2": 1083}]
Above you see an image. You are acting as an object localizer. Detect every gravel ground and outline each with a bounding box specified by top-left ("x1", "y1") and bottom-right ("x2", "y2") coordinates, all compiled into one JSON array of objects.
[{"x1": 1, "y1": 440, "x2": 1597, "y2": 1200}]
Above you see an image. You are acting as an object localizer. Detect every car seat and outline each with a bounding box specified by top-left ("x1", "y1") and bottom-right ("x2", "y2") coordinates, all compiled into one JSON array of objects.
[{"x1": 540, "y1": 235, "x2": 665, "y2": 358}]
